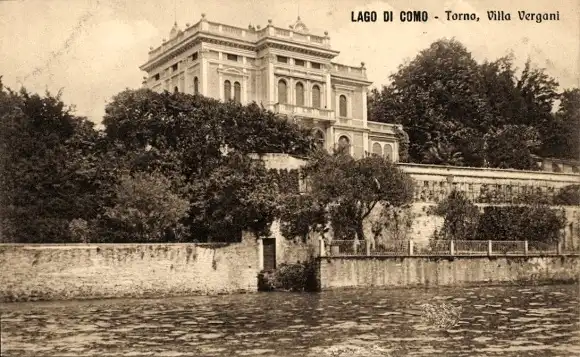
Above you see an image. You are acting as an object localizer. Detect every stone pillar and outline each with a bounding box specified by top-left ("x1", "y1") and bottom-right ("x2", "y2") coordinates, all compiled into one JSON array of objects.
[
  {"x1": 319, "y1": 238, "x2": 326, "y2": 257},
  {"x1": 268, "y1": 58, "x2": 275, "y2": 106},
  {"x1": 408, "y1": 240, "x2": 414, "y2": 256},
  {"x1": 524, "y1": 240, "x2": 529, "y2": 256},
  {"x1": 258, "y1": 238, "x2": 264, "y2": 270},
  {"x1": 557, "y1": 241, "x2": 563, "y2": 255},
  {"x1": 450, "y1": 240, "x2": 455, "y2": 256},
  {"x1": 487, "y1": 240, "x2": 493, "y2": 256},
  {"x1": 366, "y1": 240, "x2": 371, "y2": 256}
]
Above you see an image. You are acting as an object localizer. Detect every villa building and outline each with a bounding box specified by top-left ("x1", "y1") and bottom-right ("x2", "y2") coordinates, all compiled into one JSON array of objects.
[{"x1": 140, "y1": 14, "x2": 400, "y2": 160}]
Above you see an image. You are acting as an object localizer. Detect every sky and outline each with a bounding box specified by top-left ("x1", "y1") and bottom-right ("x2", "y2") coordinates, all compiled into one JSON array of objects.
[{"x1": 1, "y1": 0, "x2": 578, "y2": 124}]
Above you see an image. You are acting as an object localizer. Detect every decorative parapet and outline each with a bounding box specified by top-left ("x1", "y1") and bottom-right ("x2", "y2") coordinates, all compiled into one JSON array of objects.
[
  {"x1": 399, "y1": 163, "x2": 579, "y2": 204},
  {"x1": 146, "y1": 15, "x2": 331, "y2": 64}
]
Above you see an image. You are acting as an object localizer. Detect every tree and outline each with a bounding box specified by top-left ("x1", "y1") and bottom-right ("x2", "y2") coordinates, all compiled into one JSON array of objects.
[
  {"x1": 0, "y1": 84, "x2": 104, "y2": 243},
  {"x1": 300, "y1": 151, "x2": 414, "y2": 241},
  {"x1": 101, "y1": 89, "x2": 314, "y2": 242},
  {"x1": 432, "y1": 190, "x2": 480, "y2": 240},
  {"x1": 476, "y1": 204, "x2": 565, "y2": 243},
  {"x1": 553, "y1": 185, "x2": 580, "y2": 206},
  {"x1": 367, "y1": 39, "x2": 565, "y2": 169},
  {"x1": 96, "y1": 171, "x2": 190, "y2": 243},
  {"x1": 544, "y1": 88, "x2": 580, "y2": 160},
  {"x1": 187, "y1": 153, "x2": 279, "y2": 242}
]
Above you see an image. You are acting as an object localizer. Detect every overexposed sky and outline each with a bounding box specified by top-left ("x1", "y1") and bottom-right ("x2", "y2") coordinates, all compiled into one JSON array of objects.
[{"x1": 1, "y1": 0, "x2": 578, "y2": 124}]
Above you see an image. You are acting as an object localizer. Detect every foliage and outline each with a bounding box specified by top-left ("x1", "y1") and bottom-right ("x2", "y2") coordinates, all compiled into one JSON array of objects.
[
  {"x1": 95, "y1": 171, "x2": 190, "y2": 243},
  {"x1": 368, "y1": 39, "x2": 569, "y2": 168},
  {"x1": 187, "y1": 153, "x2": 279, "y2": 242},
  {"x1": 432, "y1": 190, "x2": 480, "y2": 240},
  {"x1": 433, "y1": 189, "x2": 567, "y2": 243},
  {"x1": 102, "y1": 89, "x2": 314, "y2": 242},
  {"x1": 279, "y1": 193, "x2": 327, "y2": 241},
  {"x1": 289, "y1": 151, "x2": 414, "y2": 241},
  {"x1": 544, "y1": 88, "x2": 580, "y2": 160},
  {"x1": 267, "y1": 169, "x2": 300, "y2": 194},
  {"x1": 257, "y1": 262, "x2": 318, "y2": 292},
  {"x1": 476, "y1": 205, "x2": 566, "y2": 243},
  {"x1": 0, "y1": 84, "x2": 107, "y2": 243},
  {"x1": 553, "y1": 185, "x2": 580, "y2": 206},
  {"x1": 371, "y1": 205, "x2": 414, "y2": 242},
  {"x1": 393, "y1": 126, "x2": 410, "y2": 163}
]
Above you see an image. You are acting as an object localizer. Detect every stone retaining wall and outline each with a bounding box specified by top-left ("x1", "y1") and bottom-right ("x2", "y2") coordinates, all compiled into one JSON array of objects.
[
  {"x1": 318, "y1": 255, "x2": 580, "y2": 289},
  {"x1": 0, "y1": 234, "x2": 259, "y2": 302}
]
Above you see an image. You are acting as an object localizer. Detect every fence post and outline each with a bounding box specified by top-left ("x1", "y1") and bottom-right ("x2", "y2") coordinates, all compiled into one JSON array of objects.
[
  {"x1": 366, "y1": 240, "x2": 371, "y2": 256},
  {"x1": 450, "y1": 240, "x2": 455, "y2": 256},
  {"x1": 319, "y1": 239, "x2": 326, "y2": 257},
  {"x1": 487, "y1": 240, "x2": 493, "y2": 257},
  {"x1": 409, "y1": 240, "x2": 414, "y2": 256},
  {"x1": 557, "y1": 241, "x2": 562, "y2": 255},
  {"x1": 353, "y1": 240, "x2": 358, "y2": 254},
  {"x1": 524, "y1": 240, "x2": 528, "y2": 256}
]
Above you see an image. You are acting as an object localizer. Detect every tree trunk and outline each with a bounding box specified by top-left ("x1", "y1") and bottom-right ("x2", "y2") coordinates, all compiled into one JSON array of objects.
[{"x1": 355, "y1": 219, "x2": 365, "y2": 242}]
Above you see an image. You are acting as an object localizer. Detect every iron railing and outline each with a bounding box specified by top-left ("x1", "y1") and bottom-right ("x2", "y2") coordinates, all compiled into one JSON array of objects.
[{"x1": 324, "y1": 239, "x2": 578, "y2": 257}]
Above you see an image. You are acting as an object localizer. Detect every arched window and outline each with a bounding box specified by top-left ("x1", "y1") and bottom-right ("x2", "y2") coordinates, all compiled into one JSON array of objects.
[
  {"x1": 234, "y1": 81, "x2": 241, "y2": 103},
  {"x1": 372, "y1": 143, "x2": 382, "y2": 156},
  {"x1": 295, "y1": 82, "x2": 304, "y2": 106},
  {"x1": 384, "y1": 144, "x2": 393, "y2": 161},
  {"x1": 312, "y1": 85, "x2": 321, "y2": 108},
  {"x1": 339, "y1": 95, "x2": 347, "y2": 117},
  {"x1": 193, "y1": 77, "x2": 199, "y2": 95},
  {"x1": 314, "y1": 129, "x2": 325, "y2": 148},
  {"x1": 174, "y1": 86, "x2": 179, "y2": 94},
  {"x1": 337, "y1": 135, "x2": 350, "y2": 152},
  {"x1": 224, "y1": 80, "x2": 231, "y2": 101},
  {"x1": 278, "y1": 79, "x2": 287, "y2": 104}
]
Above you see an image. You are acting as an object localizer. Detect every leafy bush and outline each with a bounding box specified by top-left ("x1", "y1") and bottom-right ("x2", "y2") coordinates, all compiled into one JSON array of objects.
[
  {"x1": 96, "y1": 171, "x2": 190, "y2": 243},
  {"x1": 432, "y1": 190, "x2": 480, "y2": 240},
  {"x1": 553, "y1": 185, "x2": 580, "y2": 205},
  {"x1": 476, "y1": 205, "x2": 566, "y2": 243},
  {"x1": 258, "y1": 262, "x2": 318, "y2": 292}
]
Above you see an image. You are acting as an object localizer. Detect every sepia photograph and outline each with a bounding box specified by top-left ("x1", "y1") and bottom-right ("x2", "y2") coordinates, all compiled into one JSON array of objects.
[{"x1": 0, "y1": 0, "x2": 579, "y2": 356}]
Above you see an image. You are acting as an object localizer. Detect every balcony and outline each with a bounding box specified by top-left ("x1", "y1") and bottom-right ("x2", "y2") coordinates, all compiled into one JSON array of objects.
[
  {"x1": 336, "y1": 117, "x2": 365, "y2": 128},
  {"x1": 331, "y1": 63, "x2": 367, "y2": 80},
  {"x1": 367, "y1": 121, "x2": 399, "y2": 134},
  {"x1": 273, "y1": 103, "x2": 335, "y2": 121}
]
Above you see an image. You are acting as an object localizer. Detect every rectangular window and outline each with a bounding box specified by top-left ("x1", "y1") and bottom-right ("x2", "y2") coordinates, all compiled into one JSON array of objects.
[
  {"x1": 153, "y1": 73, "x2": 160, "y2": 81},
  {"x1": 311, "y1": 62, "x2": 321, "y2": 69},
  {"x1": 191, "y1": 52, "x2": 198, "y2": 61},
  {"x1": 294, "y1": 59, "x2": 305, "y2": 66},
  {"x1": 171, "y1": 63, "x2": 178, "y2": 72},
  {"x1": 226, "y1": 53, "x2": 238, "y2": 61},
  {"x1": 277, "y1": 56, "x2": 288, "y2": 63}
]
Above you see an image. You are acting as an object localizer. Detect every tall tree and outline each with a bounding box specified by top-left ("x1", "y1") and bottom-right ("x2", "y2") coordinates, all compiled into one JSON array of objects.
[
  {"x1": 368, "y1": 39, "x2": 565, "y2": 169},
  {"x1": 543, "y1": 88, "x2": 580, "y2": 160},
  {"x1": 299, "y1": 151, "x2": 414, "y2": 241},
  {"x1": 0, "y1": 84, "x2": 104, "y2": 243}
]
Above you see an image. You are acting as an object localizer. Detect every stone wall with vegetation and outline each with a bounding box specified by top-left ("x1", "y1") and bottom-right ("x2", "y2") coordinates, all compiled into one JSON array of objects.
[{"x1": 0, "y1": 233, "x2": 259, "y2": 303}]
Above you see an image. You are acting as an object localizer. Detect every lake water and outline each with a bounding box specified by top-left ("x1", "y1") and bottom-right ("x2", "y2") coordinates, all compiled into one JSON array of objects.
[{"x1": 1, "y1": 284, "x2": 579, "y2": 357}]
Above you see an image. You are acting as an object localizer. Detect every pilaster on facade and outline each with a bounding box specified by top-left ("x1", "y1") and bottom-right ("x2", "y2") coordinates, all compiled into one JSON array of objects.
[{"x1": 325, "y1": 73, "x2": 332, "y2": 110}]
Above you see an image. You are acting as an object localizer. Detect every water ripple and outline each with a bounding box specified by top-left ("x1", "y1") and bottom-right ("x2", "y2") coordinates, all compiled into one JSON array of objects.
[{"x1": 1, "y1": 285, "x2": 578, "y2": 357}]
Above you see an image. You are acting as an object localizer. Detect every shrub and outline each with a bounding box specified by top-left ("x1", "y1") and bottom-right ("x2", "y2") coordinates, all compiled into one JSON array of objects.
[
  {"x1": 553, "y1": 185, "x2": 580, "y2": 205},
  {"x1": 257, "y1": 262, "x2": 318, "y2": 292},
  {"x1": 476, "y1": 205, "x2": 566, "y2": 243}
]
